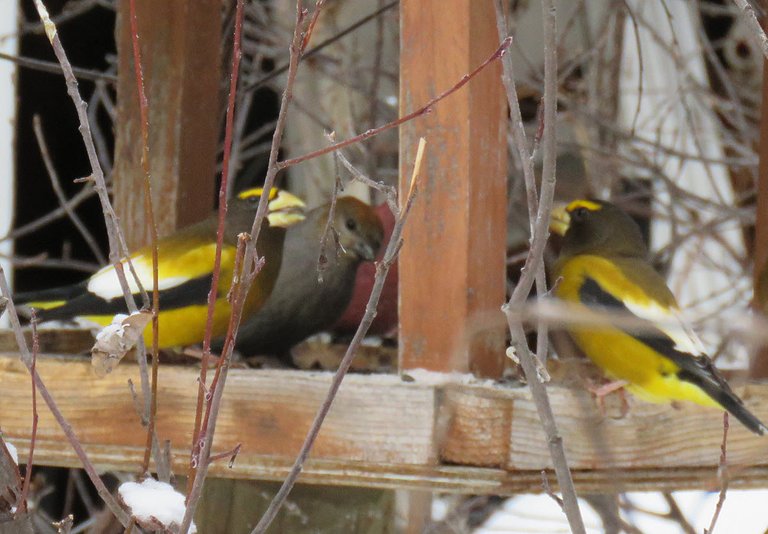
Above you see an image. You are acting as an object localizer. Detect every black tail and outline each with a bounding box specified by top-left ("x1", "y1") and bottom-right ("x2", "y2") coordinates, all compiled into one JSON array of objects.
[
  {"x1": 678, "y1": 364, "x2": 767, "y2": 436},
  {"x1": 721, "y1": 397, "x2": 767, "y2": 436},
  {"x1": 14, "y1": 281, "x2": 89, "y2": 306}
]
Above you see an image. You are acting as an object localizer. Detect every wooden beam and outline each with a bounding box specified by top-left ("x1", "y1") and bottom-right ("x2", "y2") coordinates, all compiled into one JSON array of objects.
[
  {"x1": 195, "y1": 479, "x2": 395, "y2": 533},
  {"x1": 2, "y1": 357, "x2": 766, "y2": 495},
  {"x1": 113, "y1": 0, "x2": 220, "y2": 248},
  {"x1": 398, "y1": 0, "x2": 507, "y2": 377},
  {"x1": 751, "y1": 33, "x2": 768, "y2": 378}
]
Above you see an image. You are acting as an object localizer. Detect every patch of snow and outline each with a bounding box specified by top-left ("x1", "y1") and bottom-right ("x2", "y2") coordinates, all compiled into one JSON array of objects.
[
  {"x1": 431, "y1": 496, "x2": 449, "y2": 521},
  {"x1": 361, "y1": 336, "x2": 383, "y2": 347},
  {"x1": 5, "y1": 441, "x2": 17, "y2": 464},
  {"x1": 402, "y1": 368, "x2": 493, "y2": 386},
  {"x1": 118, "y1": 478, "x2": 196, "y2": 533}
]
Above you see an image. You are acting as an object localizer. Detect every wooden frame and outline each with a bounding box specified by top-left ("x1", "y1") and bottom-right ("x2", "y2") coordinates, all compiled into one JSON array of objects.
[
  {"x1": 113, "y1": 0, "x2": 220, "y2": 247},
  {"x1": 2, "y1": 357, "x2": 767, "y2": 494},
  {"x1": 399, "y1": 0, "x2": 507, "y2": 377}
]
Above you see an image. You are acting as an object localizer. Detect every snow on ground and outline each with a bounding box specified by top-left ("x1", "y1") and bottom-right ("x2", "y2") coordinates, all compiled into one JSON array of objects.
[{"x1": 471, "y1": 490, "x2": 768, "y2": 533}]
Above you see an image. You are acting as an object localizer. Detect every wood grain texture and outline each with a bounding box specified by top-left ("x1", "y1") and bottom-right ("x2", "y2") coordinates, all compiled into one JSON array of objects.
[
  {"x1": 1, "y1": 356, "x2": 767, "y2": 494},
  {"x1": 0, "y1": 357, "x2": 437, "y2": 468},
  {"x1": 398, "y1": 0, "x2": 507, "y2": 377},
  {"x1": 113, "y1": 0, "x2": 220, "y2": 248},
  {"x1": 751, "y1": 48, "x2": 768, "y2": 377}
]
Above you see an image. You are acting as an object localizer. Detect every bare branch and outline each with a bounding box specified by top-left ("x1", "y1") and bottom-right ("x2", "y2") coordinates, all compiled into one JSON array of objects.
[
  {"x1": 0, "y1": 268, "x2": 131, "y2": 527},
  {"x1": 275, "y1": 37, "x2": 511, "y2": 171},
  {"x1": 499, "y1": 0, "x2": 586, "y2": 532},
  {"x1": 250, "y1": 137, "x2": 426, "y2": 534},
  {"x1": 32, "y1": 115, "x2": 106, "y2": 264},
  {"x1": 705, "y1": 413, "x2": 730, "y2": 534}
]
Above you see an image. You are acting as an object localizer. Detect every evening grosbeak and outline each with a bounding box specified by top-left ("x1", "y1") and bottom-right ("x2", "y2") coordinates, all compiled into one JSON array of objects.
[
  {"x1": 551, "y1": 199, "x2": 766, "y2": 435},
  {"x1": 232, "y1": 196, "x2": 384, "y2": 357},
  {"x1": 16, "y1": 188, "x2": 305, "y2": 348}
]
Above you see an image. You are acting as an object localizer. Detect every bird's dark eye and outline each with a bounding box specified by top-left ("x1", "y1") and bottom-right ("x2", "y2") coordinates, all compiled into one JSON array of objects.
[
  {"x1": 571, "y1": 207, "x2": 589, "y2": 221},
  {"x1": 345, "y1": 218, "x2": 357, "y2": 231}
]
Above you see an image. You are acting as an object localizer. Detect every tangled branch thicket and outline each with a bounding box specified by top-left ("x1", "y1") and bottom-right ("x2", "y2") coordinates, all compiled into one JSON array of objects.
[{"x1": 0, "y1": 0, "x2": 766, "y2": 532}]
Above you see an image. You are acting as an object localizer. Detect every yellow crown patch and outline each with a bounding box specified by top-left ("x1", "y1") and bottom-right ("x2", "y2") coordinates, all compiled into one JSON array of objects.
[{"x1": 237, "y1": 187, "x2": 278, "y2": 201}]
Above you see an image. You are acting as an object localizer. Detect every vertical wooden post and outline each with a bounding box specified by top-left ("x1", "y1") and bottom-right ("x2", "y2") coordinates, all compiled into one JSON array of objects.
[
  {"x1": 113, "y1": 0, "x2": 221, "y2": 248},
  {"x1": 399, "y1": 0, "x2": 507, "y2": 377},
  {"x1": 751, "y1": 46, "x2": 768, "y2": 378},
  {"x1": 398, "y1": 1, "x2": 506, "y2": 529}
]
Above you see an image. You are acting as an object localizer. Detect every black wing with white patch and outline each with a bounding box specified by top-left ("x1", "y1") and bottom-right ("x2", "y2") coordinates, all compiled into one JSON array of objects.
[
  {"x1": 36, "y1": 274, "x2": 213, "y2": 321},
  {"x1": 579, "y1": 277, "x2": 766, "y2": 435}
]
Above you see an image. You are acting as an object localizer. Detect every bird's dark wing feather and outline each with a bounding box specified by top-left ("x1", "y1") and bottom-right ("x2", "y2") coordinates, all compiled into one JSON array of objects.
[
  {"x1": 36, "y1": 274, "x2": 213, "y2": 321},
  {"x1": 579, "y1": 277, "x2": 766, "y2": 435}
]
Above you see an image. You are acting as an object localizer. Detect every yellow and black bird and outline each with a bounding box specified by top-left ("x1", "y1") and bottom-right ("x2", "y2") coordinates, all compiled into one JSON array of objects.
[
  {"x1": 550, "y1": 199, "x2": 766, "y2": 435},
  {"x1": 231, "y1": 196, "x2": 384, "y2": 358},
  {"x1": 16, "y1": 188, "x2": 305, "y2": 349}
]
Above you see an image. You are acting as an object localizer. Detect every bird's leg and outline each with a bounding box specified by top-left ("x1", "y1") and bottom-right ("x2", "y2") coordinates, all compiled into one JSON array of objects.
[
  {"x1": 587, "y1": 379, "x2": 629, "y2": 417},
  {"x1": 181, "y1": 346, "x2": 221, "y2": 367},
  {"x1": 181, "y1": 347, "x2": 249, "y2": 368}
]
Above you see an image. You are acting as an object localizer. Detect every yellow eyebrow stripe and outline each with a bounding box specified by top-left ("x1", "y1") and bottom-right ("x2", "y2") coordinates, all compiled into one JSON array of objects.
[
  {"x1": 566, "y1": 199, "x2": 602, "y2": 212},
  {"x1": 237, "y1": 187, "x2": 277, "y2": 201}
]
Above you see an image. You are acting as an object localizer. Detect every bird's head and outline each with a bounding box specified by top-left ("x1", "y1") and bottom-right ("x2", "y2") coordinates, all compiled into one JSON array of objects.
[
  {"x1": 550, "y1": 199, "x2": 647, "y2": 258},
  {"x1": 333, "y1": 197, "x2": 384, "y2": 262},
  {"x1": 235, "y1": 187, "x2": 306, "y2": 228}
]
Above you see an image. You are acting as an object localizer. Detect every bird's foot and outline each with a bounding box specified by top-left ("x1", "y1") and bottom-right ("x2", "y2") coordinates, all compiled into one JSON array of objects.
[
  {"x1": 587, "y1": 380, "x2": 630, "y2": 418},
  {"x1": 181, "y1": 347, "x2": 247, "y2": 368}
]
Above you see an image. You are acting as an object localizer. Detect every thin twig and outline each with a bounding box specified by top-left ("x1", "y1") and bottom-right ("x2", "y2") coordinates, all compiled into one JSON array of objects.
[
  {"x1": 179, "y1": 1, "x2": 256, "y2": 530},
  {"x1": 500, "y1": 0, "x2": 586, "y2": 532},
  {"x1": 19, "y1": 0, "x2": 105, "y2": 35},
  {"x1": 243, "y1": 0, "x2": 398, "y2": 92},
  {"x1": 275, "y1": 37, "x2": 512, "y2": 171},
  {"x1": 365, "y1": 0, "x2": 387, "y2": 178},
  {"x1": 250, "y1": 137, "x2": 426, "y2": 534},
  {"x1": 0, "y1": 268, "x2": 131, "y2": 527},
  {"x1": 661, "y1": 493, "x2": 697, "y2": 534},
  {"x1": 494, "y1": 0, "x2": 552, "y2": 365},
  {"x1": 540, "y1": 470, "x2": 565, "y2": 511},
  {"x1": 186, "y1": 0, "x2": 247, "y2": 496},
  {"x1": 334, "y1": 149, "x2": 398, "y2": 211},
  {"x1": 16, "y1": 313, "x2": 39, "y2": 517},
  {"x1": 30, "y1": 0, "x2": 144, "y2": 321},
  {"x1": 207, "y1": 443, "x2": 241, "y2": 466},
  {"x1": 705, "y1": 412, "x2": 730, "y2": 534},
  {"x1": 128, "y1": 0, "x2": 163, "y2": 479},
  {"x1": 32, "y1": 115, "x2": 106, "y2": 264},
  {"x1": 27, "y1": 2, "x2": 154, "y2": 526},
  {"x1": 0, "y1": 187, "x2": 97, "y2": 244},
  {"x1": 0, "y1": 50, "x2": 117, "y2": 83},
  {"x1": 182, "y1": 3, "x2": 322, "y2": 527},
  {"x1": 180, "y1": 237, "x2": 250, "y2": 533},
  {"x1": 318, "y1": 135, "x2": 344, "y2": 282},
  {"x1": 2, "y1": 253, "x2": 98, "y2": 273},
  {"x1": 622, "y1": 1, "x2": 644, "y2": 138}
]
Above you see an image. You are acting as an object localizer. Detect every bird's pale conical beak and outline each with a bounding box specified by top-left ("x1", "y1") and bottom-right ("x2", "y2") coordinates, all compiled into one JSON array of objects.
[
  {"x1": 267, "y1": 190, "x2": 306, "y2": 228},
  {"x1": 549, "y1": 204, "x2": 570, "y2": 236},
  {"x1": 354, "y1": 241, "x2": 377, "y2": 261}
]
